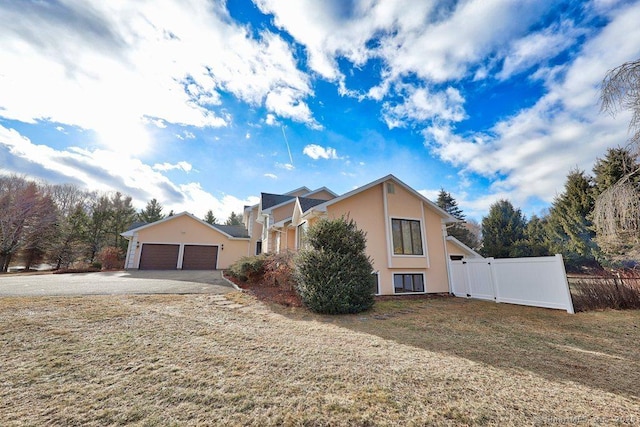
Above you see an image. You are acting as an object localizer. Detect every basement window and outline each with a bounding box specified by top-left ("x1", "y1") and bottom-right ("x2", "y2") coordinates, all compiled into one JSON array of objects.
[{"x1": 393, "y1": 273, "x2": 425, "y2": 293}]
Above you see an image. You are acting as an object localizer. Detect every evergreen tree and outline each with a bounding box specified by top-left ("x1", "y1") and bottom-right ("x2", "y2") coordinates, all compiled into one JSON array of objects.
[
  {"x1": 592, "y1": 147, "x2": 640, "y2": 196},
  {"x1": 109, "y1": 192, "x2": 137, "y2": 253},
  {"x1": 138, "y1": 198, "x2": 164, "y2": 223},
  {"x1": 480, "y1": 200, "x2": 526, "y2": 258},
  {"x1": 225, "y1": 211, "x2": 243, "y2": 226},
  {"x1": 547, "y1": 169, "x2": 599, "y2": 269},
  {"x1": 436, "y1": 189, "x2": 478, "y2": 249},
  {"x1": 203, "y1": 210, "x2": 217, "y2": 225},
  {"x1": 296, "y1": 217, "x2": 375, "y2": 314}
]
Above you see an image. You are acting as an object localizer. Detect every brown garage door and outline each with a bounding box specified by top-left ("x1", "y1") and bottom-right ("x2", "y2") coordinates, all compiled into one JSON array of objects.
[
  {"x1": 182, "y1": 245, "x2": 218, "y2": 270},
  {"x1": 139, "y1": 244, "x2": 179, "y2": 270}
]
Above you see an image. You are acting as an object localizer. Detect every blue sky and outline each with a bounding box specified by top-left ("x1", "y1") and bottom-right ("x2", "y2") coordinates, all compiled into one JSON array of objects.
[{"x1": 1, "y1": 0, "x2": 639, "y2": 221}]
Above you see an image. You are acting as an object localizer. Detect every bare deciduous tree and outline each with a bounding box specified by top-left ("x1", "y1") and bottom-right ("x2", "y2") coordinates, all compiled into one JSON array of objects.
[{"x1": 595, "y1": 59, "x2": 640, "y2": 263}]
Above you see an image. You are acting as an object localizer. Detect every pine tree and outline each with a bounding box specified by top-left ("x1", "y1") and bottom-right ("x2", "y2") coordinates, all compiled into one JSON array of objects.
[
  {"x1": 480, "y1": 200, "x2": 526, "y2": 258},
  {"x1": 547, "y1": 169, "x2": 599, "y2": 269},
  {"x1": 436, "y1": 189, "x2": 478, "y2": 249},
  {"x1": 138, "y1": 198, "x2": 164, "y2": 223},
  {"x1": 203, "y1": 210, "x2": 217, "y2": 225},
  {"x1": 225, "y1": 212, "x2": 243, "y2": 226},
  {"x1": 592, "y1": 147, "x2": 640, "y2": 196}
]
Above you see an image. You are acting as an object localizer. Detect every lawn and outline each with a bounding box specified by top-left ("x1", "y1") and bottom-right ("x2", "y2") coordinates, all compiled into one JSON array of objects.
[{"x1": 1, "y1": 293, "x2": 638, "y2": 426}]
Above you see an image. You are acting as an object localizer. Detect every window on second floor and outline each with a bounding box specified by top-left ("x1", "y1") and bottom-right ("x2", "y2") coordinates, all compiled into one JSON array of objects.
[{"x1": 391, "y1": 218, "x2": 423, "y2": 255}]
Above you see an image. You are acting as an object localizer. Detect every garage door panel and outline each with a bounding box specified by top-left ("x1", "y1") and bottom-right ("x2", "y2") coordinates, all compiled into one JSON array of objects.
[
  {"x1": 139, "y1": 244, "x2": 179, "y2": 270},
  {"x1": 182, "y1": 245, "x2": 218, "y2": 270}
]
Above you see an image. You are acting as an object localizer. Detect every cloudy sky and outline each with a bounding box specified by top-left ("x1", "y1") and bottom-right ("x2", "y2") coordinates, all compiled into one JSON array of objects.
[{"x1": 1, "y1": 0, "x2": 639, "y2": 221}]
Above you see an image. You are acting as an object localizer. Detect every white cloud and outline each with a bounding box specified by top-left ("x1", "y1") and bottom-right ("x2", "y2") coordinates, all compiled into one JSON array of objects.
[
  {"x1": 303, "y1": 144, "x2": 339, "y2": 160},
  {"x1": 265, "y1": 113, "x2": 280, "y2": 126},
  {"x1": 264, "y1": 173, "x2": 278, "y2": 179},
  {"x1": 0, "y1": 0, "x2": 319, "y2": 155},
  {"x1": 423, "y1": 1, "x2": 640, "y2": 210},
  {"x1": 276, "y1": 162, "x2": 295, "y2": 170},
  {"x1": 382, "y1": 86, "x2": 466, "y2": 129},
  {"x1": 152, "y1": 161, "x2": 193, "y2": 173},
  {"x1": 0, "y1": 124, "x2": 256, "y2": 220},
  {"x1": 245, "y1": 132, "x2": 251, "y2": 139},
  {"x1": 498, "y1": 20, "x2": 583, "y2": 80}
]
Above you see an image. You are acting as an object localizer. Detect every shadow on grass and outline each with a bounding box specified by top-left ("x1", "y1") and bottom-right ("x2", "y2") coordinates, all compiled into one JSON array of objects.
[{"x1": 268, "y1": 295, "x2": 640, "y2": 400}]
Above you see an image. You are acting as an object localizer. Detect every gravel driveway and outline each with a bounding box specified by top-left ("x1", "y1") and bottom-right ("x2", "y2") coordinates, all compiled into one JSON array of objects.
[{"x1": 0, "y1": 270, "x2": 237, "y2": 296}]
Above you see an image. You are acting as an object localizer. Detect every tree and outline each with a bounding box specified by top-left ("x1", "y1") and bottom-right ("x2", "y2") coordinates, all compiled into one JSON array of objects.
[
  {"x1": 0, "y1": 176, "x2": 56, "y2": 271},
  {"x1": 516, "y1": 214, "x2": 551, "y2": 257},
  {"x1": 86, "y1": 194, "x2": 112, "y2": 263},
  {"x1": 295, "y1": 217, "x2": 375, "y2": 314},
  {"x1": 225, "y1": 211, "x2": 243, "y2": 226},
  {"x1": 109, "y1": 192, "x2": 137, "y2": 253},
  {"x1": 547, "y1": 170, "x2": 599, "y2": 269},
  {"x1": 480, "y1": 200, "x2": 526, "y2": 258},
  {"x1": 203, "y1": 210, "x2": 218, "y2": 225},
  {"x1": 592, "y1": 147, "x2": 640, "y2": 197},
  {"x1": 138, "y1": 198, "x2": 164, "y2": 223},
  {"x1": 601, "y1": 58, "x2": 640, "y2": 145},
  {"x1": 436, "y1": 189, "x2": 479, "y2": 249},
  {"x1": 595, "y1": 59, "x2": 640, "y2": 264}
]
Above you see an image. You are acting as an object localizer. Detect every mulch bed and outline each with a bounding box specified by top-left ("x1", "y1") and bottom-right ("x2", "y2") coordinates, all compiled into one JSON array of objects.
[{"x1": 223, "y1": 272, "x2": 304, "y2": 307}]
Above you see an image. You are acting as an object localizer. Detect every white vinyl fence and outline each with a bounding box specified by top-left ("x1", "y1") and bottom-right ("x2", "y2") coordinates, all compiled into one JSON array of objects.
[{"x1": 450, "y1": 254, "x2": 574, "y2": 313}]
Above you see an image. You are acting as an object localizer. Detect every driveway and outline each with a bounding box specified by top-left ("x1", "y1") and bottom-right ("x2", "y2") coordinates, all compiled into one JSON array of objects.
[{"x1": 0, "y1": 270, "x2": 237, "y2": 296}]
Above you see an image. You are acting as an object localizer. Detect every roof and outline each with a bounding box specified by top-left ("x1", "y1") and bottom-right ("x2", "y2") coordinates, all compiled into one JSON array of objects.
[
  {"x1": 120, "y1": 211, "x2": 250, "y2": 240},
  {"x1": 306, "y1": 174, "x2": 458, "y2": 222},
  {"x1": 261, "y1": 192, "x2": 295, "y2": 210},
  {"x1": 298, "y1": 196, "x2": 327, "y2": 213},
  {"x1": 126, "y1": 221, "x2": 147, "y2": 231},
  {"x1": 210, "y1": 224, "x2": 250, "y2": 238},
  {"x1": 446, "y1": 236, "x2": 483, "y2": 258}
]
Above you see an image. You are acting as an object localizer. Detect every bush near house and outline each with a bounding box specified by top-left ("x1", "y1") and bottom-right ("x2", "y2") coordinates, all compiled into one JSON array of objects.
[
  {"x1": 227, "y1": 254, "x2": 268, "y2": 283},
  {"x1": 97, "y1": 246, "x2": 124, "y2": 270},
  {"x1": 296, "y1": 217, "x2": 375, "y2": 314}
]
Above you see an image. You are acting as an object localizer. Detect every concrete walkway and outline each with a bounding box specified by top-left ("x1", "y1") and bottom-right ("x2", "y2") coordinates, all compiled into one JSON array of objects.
[{"x1": 0, "y1": 270, "x2": 237, "y2": 297}]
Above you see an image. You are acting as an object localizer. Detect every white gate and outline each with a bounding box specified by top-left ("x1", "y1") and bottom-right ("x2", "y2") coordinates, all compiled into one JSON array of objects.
[{"x1": 450, "y1": 254, "x2": 574, "y2": 313}]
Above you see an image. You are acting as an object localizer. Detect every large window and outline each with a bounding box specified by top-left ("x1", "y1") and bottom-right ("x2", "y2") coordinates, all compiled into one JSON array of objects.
[
  {"x1": 391, "y1": 219, "x2": 423, "y2": 255},
  {"x1": 394, "y1": 273, "x2": 425, "y2": 293}
]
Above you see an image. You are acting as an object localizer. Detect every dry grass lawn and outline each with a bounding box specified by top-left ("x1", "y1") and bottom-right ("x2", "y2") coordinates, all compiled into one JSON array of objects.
[{"x1": 1, "y1": 293, "x2": 639, "y2": 426}]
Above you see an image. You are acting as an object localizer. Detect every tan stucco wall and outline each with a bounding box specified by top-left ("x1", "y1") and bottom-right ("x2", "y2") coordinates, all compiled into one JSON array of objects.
[
  {"x1": 325, "y1": 181, "x2": 450, "y2": 295},
  {"x1": 310, "y1": 189, "x2": 336, "y2": 201},
  {"x1": 272, "y1": 203, "x2": 294, "y2": 223},
  {"x1": 131, "y1": 215, "x2": 249, "y2": 269}
]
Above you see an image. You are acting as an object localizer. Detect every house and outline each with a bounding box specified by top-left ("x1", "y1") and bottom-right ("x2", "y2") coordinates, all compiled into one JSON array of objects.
[
  {"x1": 122, "y1": 174, "x2": 481, "y2": 295},
  {"x1": 121, "y1": 212, "x2": 250, "y2": 270}
]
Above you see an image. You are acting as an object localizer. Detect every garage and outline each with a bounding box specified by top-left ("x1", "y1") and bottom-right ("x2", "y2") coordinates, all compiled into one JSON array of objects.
[
  {"x1": 139, "y1": 244, "x2": 179, "y2": 270},
  {"x1": 182, "y1": 245, "x2": 218, "y2": 270}
]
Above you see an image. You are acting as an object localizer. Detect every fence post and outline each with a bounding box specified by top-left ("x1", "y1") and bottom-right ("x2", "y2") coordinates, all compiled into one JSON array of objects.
[{"x1": 556, "y1": 254, "x2": 575, "y2": 314}]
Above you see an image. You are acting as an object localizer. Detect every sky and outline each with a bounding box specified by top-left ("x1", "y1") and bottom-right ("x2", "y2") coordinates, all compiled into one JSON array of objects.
[{"x1": 1, "y1": 0, "x2": 640, "y2": 222}]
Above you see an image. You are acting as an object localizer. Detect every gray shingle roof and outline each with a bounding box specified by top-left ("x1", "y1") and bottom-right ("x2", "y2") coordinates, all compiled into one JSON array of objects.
[
  {"x1": 298, "y1": 197, "x2": 327, "y2": 213},
  {"x1": 261, "y1": 192, "x2": 295, "y2": 210},
  {"x1": 211, "y1": 224, "x2": 250, "y2": 238}
]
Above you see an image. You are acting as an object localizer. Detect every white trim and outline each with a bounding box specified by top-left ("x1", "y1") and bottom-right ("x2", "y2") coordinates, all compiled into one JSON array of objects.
[
  {"x1": 446, "y1": 235, "x2": 483, "y2": 258},
  {"x1": 383, "y1": 181, "x2": 393, "y2": 268},
  {"x1": 319, "y1": 175, "x2": 457, "y2": 222},
  {"x1": 120, "y1": 211, "x2": 249, "y2": 240},
  {"x1": 392, "y1": 272, "x2": 427, "y2": 294}
]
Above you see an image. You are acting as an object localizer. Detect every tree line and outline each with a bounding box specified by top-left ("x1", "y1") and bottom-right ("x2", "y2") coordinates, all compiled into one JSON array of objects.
[
  {"x1": 0, "y1": 176, "x2": 242, "y2": 272},
  {"x1": 438, "y1": 146, "x2": 640, "y2": 271}
]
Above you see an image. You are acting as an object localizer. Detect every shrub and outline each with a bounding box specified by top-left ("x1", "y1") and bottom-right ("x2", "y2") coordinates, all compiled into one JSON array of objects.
[
  {"x1": 570, "y1": 270, "x2": 640, "y2": 311},
  {"x1": 228, "y1": 254, "x2": 267, "y2": 283},
  {"x1": 295, "y1": 217, "x2": 375, "y2": 314},
  {"x1": 262, "y1": 251, "x2": 296, "y2": 290},
  {"x1": 97, "y1": 246, "x2": 123, "y2": 270}
]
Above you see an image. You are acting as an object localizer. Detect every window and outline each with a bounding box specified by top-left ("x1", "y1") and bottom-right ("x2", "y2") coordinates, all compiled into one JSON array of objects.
[
  {"x1": 256, "y1": 241, "x2": 262, "y2": 255},
  {"x1": 393, "y1": 273, "x2": 425, "y2": 293},
  {"x1": 297, "y1": 222, "x2": 308, "y2": 249},
  {"x1": 391, "y1": 219, "x2": 423, "y2": 255},
  {"x1": 372, "y1": 272, "x2": 380, "y2": 295}
]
